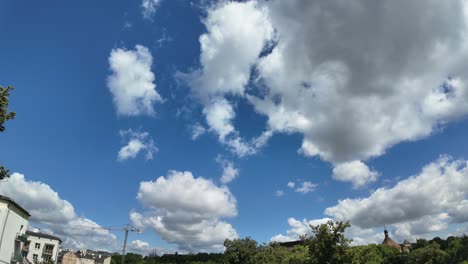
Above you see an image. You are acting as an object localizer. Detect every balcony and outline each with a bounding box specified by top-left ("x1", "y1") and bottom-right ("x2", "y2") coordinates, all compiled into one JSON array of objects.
[
  {"x1": 15, "y1": 233, "x2": 28, "y2": 242},
  {"x1": 43, "y1": 249, "x2": 54, "y2": 255},
  {"x1": 11, "y1": 253, "x2": 22, "y2": 263}
]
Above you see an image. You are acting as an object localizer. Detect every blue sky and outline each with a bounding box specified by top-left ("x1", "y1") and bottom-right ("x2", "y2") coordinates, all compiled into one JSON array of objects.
[{"x1": 1, "y1": 0, "x2": 468, "y2": 254}]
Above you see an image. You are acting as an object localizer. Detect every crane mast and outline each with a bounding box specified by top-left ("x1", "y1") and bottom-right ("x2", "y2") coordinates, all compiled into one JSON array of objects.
[{"x1": 91, "y1": 224, "x2": 141, "y2": 264}]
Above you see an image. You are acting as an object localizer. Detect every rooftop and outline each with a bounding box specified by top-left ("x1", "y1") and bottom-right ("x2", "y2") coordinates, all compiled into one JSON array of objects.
[
  {"x1": 26, "y1": 230, "x2": 62, "y2": 243},
  {"x1": 0, "y1": 195, "x2": 31, "y2": 217}
]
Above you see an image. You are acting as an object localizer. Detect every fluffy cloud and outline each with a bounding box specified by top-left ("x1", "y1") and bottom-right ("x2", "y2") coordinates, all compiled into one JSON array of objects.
[
  {"x1": 286, "y1": 180, "x2": 317, "y2": 194},
  {"x1": 216, "y1": 156, "x2": 239, "y2": 184},
  {"x1": 0, "y1": 173, "x2": 118, "y2": 250},
  {"x1": 294, "y1": 181, "x2": 317, "y2": 194},
  {"x1": 131, "y1": 170, "x2": 238, "y2": 252},
  {"x1": 141, "y1": 0, "x2": 160, "y2": 20},
  {"x1": 185, "y1": 1, "x2": 274, "y2": 156},
  {"x1": 271, "y1": 217, "x2": 332, "y2": 242},
  {"x1": 326, "y1": 156, "x2": 468, "y2": 229},
  {"x1": 252, "y1": 0, "x2": 468, "y2": 165},
  {"x1": 128, "y1": 240, "x2": 152, "y2": 256},
  {"x1": 273, "y1": 156, "x2": 468, "y2": 244},
  {"x1": 271, "y1": 216, "x2": 386, "y2": 245},
  {"x1": 188, "y1": 0, "x2": 468, "y2": 185},
  {"x1": 107, "y1": 45, "x2": 162, "y2": 116},
  {"x1": 332, "y1": 161, "x2": 379, "y2": 188},
  {"x1": 118, "y1": 129, "x2": 157, "y2": 161}
]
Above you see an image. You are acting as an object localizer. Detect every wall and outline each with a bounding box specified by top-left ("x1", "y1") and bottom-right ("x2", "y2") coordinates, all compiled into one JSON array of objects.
[
  {"x1": 0, "y1": 201, "x2": 29, "y2": 264},
  {"x1": 61, "y1": 252, "x2": 78, "y2": 264},
  {"x1": 25, "y1": 234, "x2": 61, "y2": 264}
]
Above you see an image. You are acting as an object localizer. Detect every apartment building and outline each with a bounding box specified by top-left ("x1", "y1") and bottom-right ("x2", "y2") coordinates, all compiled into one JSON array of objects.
[
  {"x1": 23, "y1": 230, "x2": 61, "y2": 264},
  {"x1": 0, "y1": 195, "x2": 30, "y2": 264}
]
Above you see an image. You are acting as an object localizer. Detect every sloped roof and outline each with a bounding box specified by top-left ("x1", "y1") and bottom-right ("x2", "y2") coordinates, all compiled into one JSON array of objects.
[
  {"x1": 382, "y1": 236, "x2": 400, "y2": 249},
  {"x1": 0, "y1": 195, "x2": 31, "y2": 217},
  {"x1": 26, "y1": 230, "x2": 62, "y2": 243}
]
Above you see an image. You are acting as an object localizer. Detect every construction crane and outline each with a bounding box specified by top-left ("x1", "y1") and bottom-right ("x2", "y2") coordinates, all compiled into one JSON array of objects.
[{"x1": 91, "y1": 224, "x2": 141, "y2": 264}]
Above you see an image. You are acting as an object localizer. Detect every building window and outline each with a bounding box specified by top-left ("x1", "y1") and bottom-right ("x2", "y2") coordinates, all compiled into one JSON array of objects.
[
  {"x1": 35, "y1": 243, "x2": 41, "y2": 249},
  {"x1": 42, "y1": 255, "x2": 51, "y2": 262},
  {"x1": 33, "y1": 254, "x2": 38, "y2": 260}
]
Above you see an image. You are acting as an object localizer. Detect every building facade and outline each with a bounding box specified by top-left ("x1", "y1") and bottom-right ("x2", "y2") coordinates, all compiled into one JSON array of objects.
[
  {"x1": 0, "y1": 195, "x2": 30, "y2": 264},
  {"x1": 23, "y1": 230, "x2": 62, "y2": 264},
  {"x1": 58, "y1": 251, "x2": 110, "y2": 264}
]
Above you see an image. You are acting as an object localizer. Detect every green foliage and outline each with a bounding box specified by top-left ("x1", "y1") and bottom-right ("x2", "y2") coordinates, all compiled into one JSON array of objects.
[
  {"x1": 114, "y1": 252, "x2": 223, "y2": 264},
  {"x1": 412, "y1": 238, "x2": 430, "y2": 250},
  {"x1": 283, "y1": 245, "x2": 309, "y2": 264},
  {"x1": 223, "y1": 237, "x2": 257, "y2": 264},
  {"x1": 111, "y1": 232, "x2": 468, "y2": 264},
  {"x1": 408, "y1": 242, "x2": 449, "y2": 264},
  {"x1": 0, "y1": 85, "x2": 15, "y2": 132},
  {"x1": 304, "y1": 220, "x2": 351, "y2": 264},
  {"x1": 253, "y1": 243, "x2": 290, "y2": 264},
  {"x1": 0, "y1": 85, "x2": 15, "y2": 180},
  {"x1": 346, "y1": 244, "x2": 400, "y2": 264}
]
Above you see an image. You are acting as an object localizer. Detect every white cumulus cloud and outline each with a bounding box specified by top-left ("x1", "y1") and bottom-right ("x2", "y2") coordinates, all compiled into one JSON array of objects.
[
  {"x1": 107, "y1": 45, "x2": 162, "y2": 116},
  {"x1": 185, "y1": 1, "x2": 274, "y2": 156},
  {"x1": 118, "y1": 129, "x2": 157, "y2": 161},
  {"x1": 187, "y1": 0, "x2": 468, "y2": 186},
  {"x1": 0, "y1": 173, "x2": 118, "y2": 250},
  {"x1": 332, "y1": 161, "x2": 379, "y2": 188},
  {"x1": 273, "y1": 156, "x2": 468, "y2": 244},
  {"x1": 271, "y1": 217, "x2": 332, "y2": 242},
  {"x1": 326, "y1": 156, "x2": 468, "y2": 229},
  {"x1": 128, "y1": 240, "x2": 152, "y2": 256},
  {"x1": 130, "y1": 170, "x2": 238, "y2": 252}
]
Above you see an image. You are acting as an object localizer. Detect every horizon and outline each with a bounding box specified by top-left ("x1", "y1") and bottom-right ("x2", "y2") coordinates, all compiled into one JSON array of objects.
[{"x1": 1, "y1": 0, "x2": 468, "y2": 256}]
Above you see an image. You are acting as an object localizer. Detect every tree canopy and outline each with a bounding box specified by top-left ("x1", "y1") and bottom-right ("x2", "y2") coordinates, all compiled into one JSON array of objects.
[{"x1": 0, "y1": 85, "x2": 15, "y2": 180}]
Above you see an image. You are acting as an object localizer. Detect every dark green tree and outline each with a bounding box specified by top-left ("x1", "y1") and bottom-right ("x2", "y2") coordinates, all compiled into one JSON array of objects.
[
  {"x1": 0, "y1": 85, "x2": 15, "y2": 180},
  {"x1": 346, "y1": 244, "x2": 401, "y2": 264},
  {"x1": 253, "y1": 243, "x2": 290, "y2": 264},
  {"x1": 304, "y1": 220, "x2": 351, "y2": 264},
  {"x1": 408, "y1": 242, "x2": 449, "y2": 264},
  {"x1": 223, "y1": 237, "x2": 257, "y2": 264},
  {"x1": 283, "y1": 245, "x2": 310, "y2": 264}
]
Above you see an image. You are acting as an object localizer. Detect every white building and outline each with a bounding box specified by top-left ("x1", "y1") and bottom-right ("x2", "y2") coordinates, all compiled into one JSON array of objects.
[
  {"x1": 23, "y1": 229, "x2": 62, "y2": 264},
  {"x1": 0, "y1": 195, "x2": 30, "y2": 264}
]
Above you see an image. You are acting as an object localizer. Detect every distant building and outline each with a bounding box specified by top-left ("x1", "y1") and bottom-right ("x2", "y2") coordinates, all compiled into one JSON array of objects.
[
  {"x1": 23, "y1": 229, "x2": 62, "y2": 264},
  {"x1": 381, "y1": 228, "x2": 411, "y2": 252},
  {"x1": 277, "y1": 240, "x2": 305, "y2": 250},
  {"x1": 0, "y1": 195, "x2": 30, "y2": 264},
  {"x1": 59, "y1": 251, "x2": 78, "y2": 264},
  {"x1": 58, "y1": 250, "x2": 111, "y2": 264}
]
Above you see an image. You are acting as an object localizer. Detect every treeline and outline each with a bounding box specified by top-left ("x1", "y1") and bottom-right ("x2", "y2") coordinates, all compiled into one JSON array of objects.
[
  {"x1": 111, "y1": 252, "x2": 223, "y2": 264},
  {"x1": 111, "y1": 221, "x2": 468, "y2": 264}
]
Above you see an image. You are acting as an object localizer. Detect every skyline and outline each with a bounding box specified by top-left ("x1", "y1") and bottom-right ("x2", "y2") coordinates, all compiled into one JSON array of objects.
[{"x1": 1, "y1": 0, "x2": 468, "y2": 255}]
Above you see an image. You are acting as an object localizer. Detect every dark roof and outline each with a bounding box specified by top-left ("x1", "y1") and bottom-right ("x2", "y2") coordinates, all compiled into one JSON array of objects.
[
  {"x1": 78, "y1": 254, "x2": 111, "y2": 261},
  {"x1": 382, "y1": 236, "x2": 400, "y2": 249},
  {"x1": 278, "y1": 240, "x2": 305, "y2": 248},
  {"x1": 0, "y1": 195, "x2": 31, "y2": 217},
  {"x1": 26, "y1": 230, "x2": 62, "y2": 243}
]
